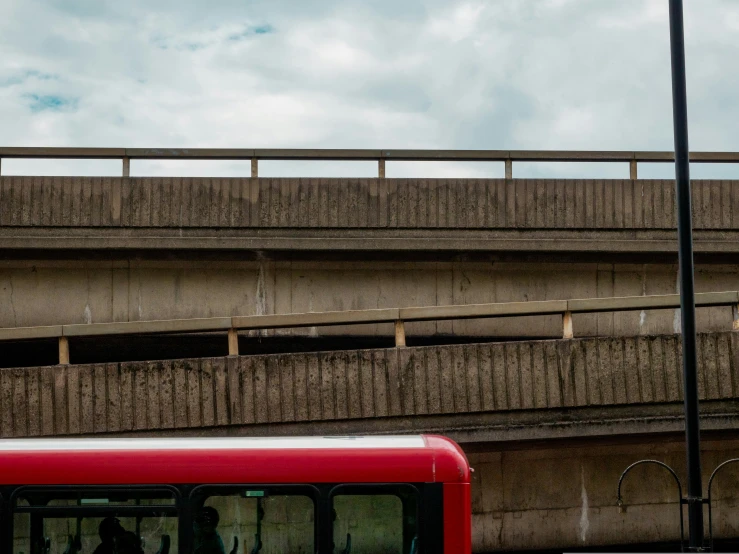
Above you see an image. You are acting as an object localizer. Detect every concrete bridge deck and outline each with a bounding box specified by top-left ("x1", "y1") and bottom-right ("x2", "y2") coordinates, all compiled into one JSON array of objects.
[{"x1": 2, "y1": 175, "x2": 739, "y2": 257}]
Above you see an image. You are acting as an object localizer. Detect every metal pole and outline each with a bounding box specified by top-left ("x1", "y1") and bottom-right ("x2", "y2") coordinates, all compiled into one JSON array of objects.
[{"x1": 668, "y1": 0, "x2": 704, "y2": 550}]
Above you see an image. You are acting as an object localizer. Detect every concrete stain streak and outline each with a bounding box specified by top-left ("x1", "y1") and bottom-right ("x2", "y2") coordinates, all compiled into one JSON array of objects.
[
  {"x1": 8, "y1": 275, "x2": 18, "y2": 326},
  {"x1": 256, "y1": 263, "x2": 266, "y2": 317},
  {"x1": 579, "y1": 465, "x2": 589, "y2": 542},
  {"x1": 84, "y1": 271, "x2": 92, "y2": 324},
  {"x1": 673, "y1": 308, "x2": 682, "y2": 334},
  {"x1": 256, "y1": 263, "x2": 268, "y2": 337},
  {"x1": 639, "y1": 265, "x2": 648, "y2": 333},
  {"x1": 136, "y1": 271, "x2": 143, "y2": 320}
]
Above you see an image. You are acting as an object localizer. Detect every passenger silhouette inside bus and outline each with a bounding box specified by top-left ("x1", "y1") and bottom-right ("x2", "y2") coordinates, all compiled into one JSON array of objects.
[
  {"x1": 93, "y1": 517, "x2": 126, "y2": 554},
  {"x1": 113, "y1": 531, "x2": 145, "y2": 554},
  {"x1": 194, "y1": 506, "x2": 226, "y2": 554}
]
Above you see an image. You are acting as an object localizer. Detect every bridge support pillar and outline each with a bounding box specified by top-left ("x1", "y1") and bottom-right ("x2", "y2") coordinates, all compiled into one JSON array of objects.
[
  {"x1": 394, "y1": 320, "x2": 406, "y2": 347},
  {"x1": 58, "y1": 337, "x2": 69, "y2": 365},
  {"x1": 562, "y1": 311, "x2": 573, "y2": 339},
  {"x1": 228, "y1": 328, "x2": 239, "y2": 356}
]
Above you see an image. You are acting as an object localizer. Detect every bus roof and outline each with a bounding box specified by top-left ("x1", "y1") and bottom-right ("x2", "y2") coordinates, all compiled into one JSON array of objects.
[
  {"x1": 0, "y1": 436, "x2": 428, "y2": 451},
  {"x1": 0, "y1": 435, "x2": 470, "y2": 485}
]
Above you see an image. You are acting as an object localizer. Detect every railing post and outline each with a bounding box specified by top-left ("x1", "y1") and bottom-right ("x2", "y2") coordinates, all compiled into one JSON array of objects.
[
  {"x1": 378, "y1": 159, "x2": 385, "y2": 179},
  {"x1": 122, "y1": 156, "x2": 130, "y2": 177},
  {"x1": 0, "y1": 157, "x2": 2, "y2": 176},
  {"x1": 630, "y1": 160, "x2": 638, "y2": 180},
  {"x1": 394, "y1": 320, "x2": 406, "y2": 347},
  {"x1": 505, "y1": 159, "x2": 513, "y2": 179},
  {"x1": 251, "y1": 158, "x2": 258, "y2": 178},
  {"x1": 733, "y1": 304, "x2": 739, "y2": 331},
  {"x1": 562, "y1": 311, "x2": 574, "y2": 339},
  {"x1": 58, "y1": 337, "x2": 70, "y2": 365},
  {"x1": 228, "y1": 328, "x2": 239, "y2": 355}
]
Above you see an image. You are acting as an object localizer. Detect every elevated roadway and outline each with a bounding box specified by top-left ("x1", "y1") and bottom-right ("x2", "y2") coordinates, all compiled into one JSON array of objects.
[{"x1": 3, "y1": 148, "x2": 739, "y2": 551}]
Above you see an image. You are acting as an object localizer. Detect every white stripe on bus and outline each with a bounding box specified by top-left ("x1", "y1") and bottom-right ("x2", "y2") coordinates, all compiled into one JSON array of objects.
[{"x1": 0, "y1": 436, "x2": 427, "y2": 452}]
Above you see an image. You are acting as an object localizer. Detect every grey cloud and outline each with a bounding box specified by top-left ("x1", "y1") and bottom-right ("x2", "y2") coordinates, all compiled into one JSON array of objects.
[{"x1": 1, "y1": 0, "x2": 738, "y2": 180}]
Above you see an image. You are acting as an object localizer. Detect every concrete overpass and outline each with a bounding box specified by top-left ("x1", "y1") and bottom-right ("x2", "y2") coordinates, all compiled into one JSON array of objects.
[
  {"x1": 2, "y1": 328, "x2": 739, "y2": 551},
  {"x1": 2, "y1": 148, "x2": 739, "y2": 552},
  {"x1": 2, "y1": 148, "x2": 739, "y2": 341}
]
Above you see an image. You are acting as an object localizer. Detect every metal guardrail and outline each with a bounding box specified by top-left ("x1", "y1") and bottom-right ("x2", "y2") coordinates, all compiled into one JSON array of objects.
[
  {"x1": 1, "y1": 148, "x2": 739, "y2": 179},
  {"x1": 1, "y1": 291, "x2": 737, "y2": 365}
]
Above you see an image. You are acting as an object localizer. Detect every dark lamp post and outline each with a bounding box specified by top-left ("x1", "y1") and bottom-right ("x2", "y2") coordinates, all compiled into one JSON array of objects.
[{"x1": 668, "y1": 0, "x2": 704, "y2": 550}]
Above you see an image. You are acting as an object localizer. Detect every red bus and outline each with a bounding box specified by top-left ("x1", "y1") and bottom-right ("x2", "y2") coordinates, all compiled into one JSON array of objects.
[{"x1": 0, "y1": 435, "x2": 471, "y2": 554}]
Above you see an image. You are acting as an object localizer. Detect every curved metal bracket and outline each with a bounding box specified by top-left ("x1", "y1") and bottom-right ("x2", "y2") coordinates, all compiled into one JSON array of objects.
[
  {"x1": 617, "y1": 459, "x2": 685, "y2": 551},
  {"x1": 706, "y1": 458, "x2": 739, "y2": 552}
]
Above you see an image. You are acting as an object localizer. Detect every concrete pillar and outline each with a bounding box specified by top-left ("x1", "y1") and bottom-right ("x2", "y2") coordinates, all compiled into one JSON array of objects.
[
  {"x1": 228, "y1": 328, "x2": 239, "y2": 355},
  {"x1": 58, "y1": 336, "x2": 69, "y2": 365},
  {"x1": 394, "y1": 320, "x2": 406, "y2": 347},
  {"x1": 562, "y1": 311, "x2": 573, "y2": 339}
]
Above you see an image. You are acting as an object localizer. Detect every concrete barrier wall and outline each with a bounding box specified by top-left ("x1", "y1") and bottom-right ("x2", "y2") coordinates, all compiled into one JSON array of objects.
[
  {"x1": 1, "y1": 261, "x2": 736, "y2": 337},
  {"x1": 2, "y1": 332, "x2": 737, "y2": 438},
  {"x1": 469, "y1": 439, "x2": 739, "y2": 552},
  {"x1": 1, "y1": 177, "x2": 738, "y2": 230}
]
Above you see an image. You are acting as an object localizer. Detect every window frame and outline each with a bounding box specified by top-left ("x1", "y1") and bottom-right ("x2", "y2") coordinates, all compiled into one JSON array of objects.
[
  {"x1": 328, "y1": 483, "x2": 422, "y2": 554},
  {"x1": 1, "y1": 481, "x2": 445, "y2": 554},
  {"x1": 0, "y1": 491, "x2": 6, "y2": 554},
  {"x1": 9, "y1": 485, "x2": 181, "y2": 554},
  {"x1": 188, "y1": 483, "x2": 321, "y2": 554}
]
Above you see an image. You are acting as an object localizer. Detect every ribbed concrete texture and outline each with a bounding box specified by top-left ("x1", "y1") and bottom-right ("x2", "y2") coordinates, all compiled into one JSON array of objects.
[
  {"x1": 2, "y1": 332, "x2": 738, "y2": 439},
  {"x1": 1, "y1": 176, "x2": 738, "y2": 230}
]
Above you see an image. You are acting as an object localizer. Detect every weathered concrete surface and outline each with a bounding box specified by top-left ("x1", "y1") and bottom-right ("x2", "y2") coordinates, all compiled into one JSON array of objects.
[
  {"x1": 467, "y1": 439, "x2": 739, "y2": 552},
  {"x1": 2, "y1": 177, "x2": 739, "y2": 254},
  {"x1": 2, "y1": 332, "x2": 738, "y2": 439},
  {"x1": 2, "y1": 177, "x2": 738, "y2": 230},
  {"x1": 1, "y1": 260, "x2": 737, "y2": 338}
]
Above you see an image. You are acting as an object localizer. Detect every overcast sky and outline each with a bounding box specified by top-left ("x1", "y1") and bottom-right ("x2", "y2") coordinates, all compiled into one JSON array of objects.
[{"x1": 1, "y1": 0, "x2": 738, "y2": 179}]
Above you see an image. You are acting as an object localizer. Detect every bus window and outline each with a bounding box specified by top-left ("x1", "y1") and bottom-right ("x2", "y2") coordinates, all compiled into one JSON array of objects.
[
  {"x1": 12, "y1": 500, "x2": 31, "y2": 554},
  {"x1": 190, "y1": 487, "x2": 315, "y2": 554},
  {"x1": 12, "y1": 488, "x2": 178, "y2": 554},
  {"x1": 331, "y1": 486, "x2": 419, "y2": 554}
]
